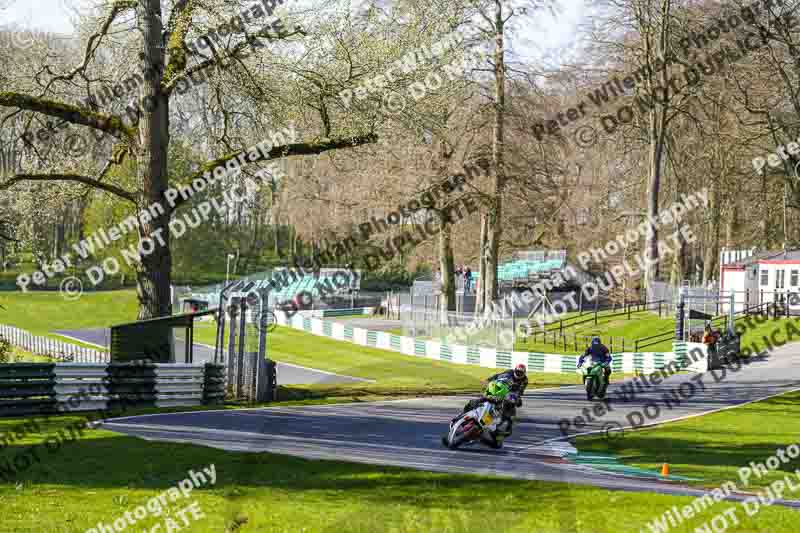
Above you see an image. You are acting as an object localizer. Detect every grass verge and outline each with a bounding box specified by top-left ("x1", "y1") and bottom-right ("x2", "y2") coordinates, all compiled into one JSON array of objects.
[
  {"x1": 0, "y1": 290, "x2": 138, "y2": 341},
  {"x1": 1, "y1": 413, "x2": 799, "y2": 532},
  {"x1": 192, "y1": 322, "x2": 583, "y2": 400},
  {"x1": 575, "y1": 388, "x2": 800, "y2": 492}
]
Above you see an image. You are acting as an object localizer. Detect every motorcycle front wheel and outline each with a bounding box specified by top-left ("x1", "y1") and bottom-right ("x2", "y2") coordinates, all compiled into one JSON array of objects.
[
  {"x1": 447, "y1": 419, "x2": 474, "y2": 450},
  {"x1": 586, "y1": 376, "x2": 595, "y2": 401},
  {"x1": 598, "y1": 375, "x2": 608, "y2": 398}
]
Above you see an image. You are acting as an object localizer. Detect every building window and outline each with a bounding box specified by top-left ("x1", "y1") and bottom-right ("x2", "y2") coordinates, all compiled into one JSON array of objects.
[
  {"x1": 760, "y1": 269, "x2": 769, "y2": 286},
  {"x1": 776, "y1": 269, "x2": 785, "y2": 289}
]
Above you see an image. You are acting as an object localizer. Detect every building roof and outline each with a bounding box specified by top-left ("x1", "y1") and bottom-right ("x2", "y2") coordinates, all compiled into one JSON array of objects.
[{"x1": 726, "y1": 249, "x2": 800, "y2": 267}]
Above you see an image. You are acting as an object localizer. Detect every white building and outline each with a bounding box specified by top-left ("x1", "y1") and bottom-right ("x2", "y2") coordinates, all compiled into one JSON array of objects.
[{"x1": 720, "y1": 249, "x2": 800, "y2": 313}]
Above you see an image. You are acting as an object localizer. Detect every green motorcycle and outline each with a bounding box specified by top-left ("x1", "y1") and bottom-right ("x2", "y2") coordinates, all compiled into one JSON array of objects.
[{"x1": 580, "y1": 361, "x2": 609, "y2": 401}]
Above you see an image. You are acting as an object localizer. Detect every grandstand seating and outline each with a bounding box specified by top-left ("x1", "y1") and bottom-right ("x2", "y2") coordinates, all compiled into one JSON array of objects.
[
  {"x1": 268, "y1": 270, "x2": 353, "y2": 303},
  {"x1": 465, "y1": 258, "x2": 566, "y2": 284},
  {"x1": 176, "y1": 269, "x2": 357, "y2": 311},
  {"x1": 497, "y1": 258, "x2": 565, "y2": 281}
]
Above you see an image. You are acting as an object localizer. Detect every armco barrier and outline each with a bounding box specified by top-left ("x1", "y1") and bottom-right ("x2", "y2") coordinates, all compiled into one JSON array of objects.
[
  {"x1": 273, "y1": 311, "x2": 684, "y2": 375},
  {"x1": 0, "y1": 362, "x2": 225, "y2": 416},
  {"x1": 0, "y1": 363, "x2": 58, "y2": 417}
]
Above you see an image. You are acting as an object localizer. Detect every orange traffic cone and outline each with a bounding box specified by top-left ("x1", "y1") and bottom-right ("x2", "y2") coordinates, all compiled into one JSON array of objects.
[{"x1": 661, "y1": 463, "x2": 670, "y2": 476}]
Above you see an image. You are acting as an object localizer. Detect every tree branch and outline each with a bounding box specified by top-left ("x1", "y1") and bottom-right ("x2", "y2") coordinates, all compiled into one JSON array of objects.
[
  {"x1": 41, "y1": 0, "x2": 137, "y2": 93},
  {"x1": 173, "y1": 133, "x2": 379, "y2": 208},
  {"x1": 1, "y1": 173, "x2": 137, "y2": 202},
  {"x1": 163, "y1": 26, "x2": 306, "y2": 95},
  {"x1": 0, "y1": 92, "x2": 134, "y2": 139},
  {"x1": 162, "y1": 0, "x2": 196, "y2": 91}
]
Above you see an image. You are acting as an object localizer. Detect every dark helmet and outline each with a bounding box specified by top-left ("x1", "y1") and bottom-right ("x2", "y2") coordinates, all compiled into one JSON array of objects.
[
  {"x1": 591, "y1": 336, "x2": 601, "y2": 346},
  {"x1": 513, "y1": 363, "x2": 527, "y2": 380}
]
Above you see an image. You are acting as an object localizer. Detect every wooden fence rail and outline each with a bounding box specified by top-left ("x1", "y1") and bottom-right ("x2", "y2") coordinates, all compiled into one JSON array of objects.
[{"x1": 0, "y1": 324, "x2": 109, "y2": 363}]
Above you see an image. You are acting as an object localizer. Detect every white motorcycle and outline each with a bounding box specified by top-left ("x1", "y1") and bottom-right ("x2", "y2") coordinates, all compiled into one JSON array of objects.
[{"x1": 442, "y1": 392, "x2": 518, "y2": 450}]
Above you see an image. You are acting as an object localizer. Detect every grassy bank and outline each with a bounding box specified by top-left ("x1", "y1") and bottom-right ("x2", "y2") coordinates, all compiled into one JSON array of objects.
[
  {"x1": 576, "y1": 388, "x2": 800, "y2": 491},
  {"x1": 0, "y1": 289, "x2": 138, "y2": 338},
  {"x1": 1, "y1": 413, "x2": 798, "y2": 532},
  {"x1": 192, "y1": 322, "x2": 583, "y2": 399}
]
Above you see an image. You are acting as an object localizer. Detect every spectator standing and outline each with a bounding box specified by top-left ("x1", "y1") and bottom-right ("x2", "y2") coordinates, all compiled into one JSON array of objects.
[
  {"x1": 703, "y1": 322, "x2": 720, "y2": 355},
  {"x1": 464, "y1": 267, "x2": 473, "y2": 293}
]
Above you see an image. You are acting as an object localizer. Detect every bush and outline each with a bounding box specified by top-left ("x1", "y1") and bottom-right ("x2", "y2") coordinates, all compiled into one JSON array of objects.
[{"x1": 0, "y1": 335, "x2": 11, "y2": 363}]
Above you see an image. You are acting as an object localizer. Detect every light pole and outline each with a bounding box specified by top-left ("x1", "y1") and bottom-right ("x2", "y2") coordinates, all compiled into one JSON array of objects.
[{"x1": 226, "y1": 253, "x2": 236, "y2": 285}]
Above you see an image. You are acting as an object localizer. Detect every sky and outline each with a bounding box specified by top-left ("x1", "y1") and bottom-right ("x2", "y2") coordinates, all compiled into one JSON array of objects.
[
  {"x1": 0, "y1": 0, "x2": 89, "y2": 34},
  {"x1": 1, "y1": 0, "x2": 590, "y2": 68}
]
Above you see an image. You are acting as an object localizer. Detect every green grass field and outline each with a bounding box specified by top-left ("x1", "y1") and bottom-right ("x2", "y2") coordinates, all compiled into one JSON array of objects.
[
  {"x1": 192, "y1": 322, "x2": 585, "y2": 400},
  {"x1": 576, "y1": 388, "x2": 800, "y2": 492},
  {"x1": 2, "y1": 293, "x2": 800, "y2": 530},
  {"x1": 0, "y1": 289, "x2": 581, "y2": 399},
  {"x1": 2, "y1": 399, "x2": 800, "y2": 532},
  {"x1": 0, "y1": 289, "x2": 138, "y2": 338},
  {"x1": 516, "y1": 312, "x2": 675, "y2": 353}
]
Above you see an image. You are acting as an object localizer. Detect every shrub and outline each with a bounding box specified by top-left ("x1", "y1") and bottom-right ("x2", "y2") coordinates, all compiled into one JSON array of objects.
[{"x1": 0, "y1": 335, "x2": 11, "y2": 363}]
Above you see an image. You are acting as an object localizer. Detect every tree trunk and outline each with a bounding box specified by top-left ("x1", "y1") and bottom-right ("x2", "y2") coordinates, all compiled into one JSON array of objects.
[
  {"x1": 639, "y1": 0, "x2": 672, "y2": 291},
  {"x1": 725, "y1": 202, "x2": 739, "y2": 249},
  {"x1": 482, "y1": 0, "x2": 506, "y2": 314},
  {"x1": 476, "y1": 213, "x2": 488, "y2": 314},
  {"x1": 702, "y1": 186, "x2": 720, "y2": 284},
  {"x1": 134, "y1": 0, "x2": 172, "y2": 319},
  {"x1": 760, "y1": 171, "x2": 770, "y2": 249},
  {"x1": 438, "y1": 222, "x2": 456, "y2": 326},
  {"x1": 271, "y1": 185, "x2": 279, "y2": 257}
]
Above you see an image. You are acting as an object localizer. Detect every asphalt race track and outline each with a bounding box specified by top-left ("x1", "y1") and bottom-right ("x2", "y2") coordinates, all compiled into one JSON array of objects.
[
  {"x1": 99, "y1": 342, "x2": 800, "y2": 508},
  {"x1": 54, "y1": 328, "x2": 368, "y2": 386}
]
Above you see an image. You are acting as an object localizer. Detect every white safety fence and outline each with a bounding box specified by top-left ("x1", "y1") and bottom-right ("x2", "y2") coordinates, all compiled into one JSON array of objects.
[
  {"x1": 273, "y1": 310, "x2": 692, "y2": 376},
  {"x1": 0, "y1": 323, "x2": 109, "y2": 363}
]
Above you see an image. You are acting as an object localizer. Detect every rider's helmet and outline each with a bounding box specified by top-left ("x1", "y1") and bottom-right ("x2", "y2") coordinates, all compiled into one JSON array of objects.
[
  {"x1": 485, "y1": 380, "x2": 510, "y2": 401},
  {"x1": 513, "y1": 363, "x2": 527, "y2": 380},
  {"x1": 591, "y1": 336, "x2": 601, "y2": 346}
]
